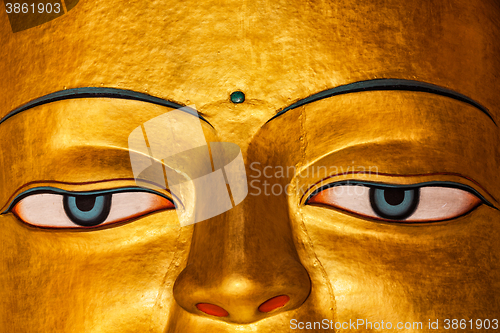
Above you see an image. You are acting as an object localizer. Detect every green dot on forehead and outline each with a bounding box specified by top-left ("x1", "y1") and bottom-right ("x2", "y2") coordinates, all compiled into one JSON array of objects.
[{"x1": 230, "y1": 91, "x2": 245, "y2": 104}]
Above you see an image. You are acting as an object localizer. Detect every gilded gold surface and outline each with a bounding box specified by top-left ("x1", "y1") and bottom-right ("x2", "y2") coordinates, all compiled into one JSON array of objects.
[{"x1": 0, "y1": 0, "x2": 499, "y2": 332}]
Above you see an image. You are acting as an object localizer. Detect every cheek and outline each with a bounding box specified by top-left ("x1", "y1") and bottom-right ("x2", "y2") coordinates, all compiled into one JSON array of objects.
[
  {"x1": 0, "y1": 212, "x2": 190, "y2": 332},
  {"x1": 299, "y1": 205, "x2": 500, "y2": 325}
]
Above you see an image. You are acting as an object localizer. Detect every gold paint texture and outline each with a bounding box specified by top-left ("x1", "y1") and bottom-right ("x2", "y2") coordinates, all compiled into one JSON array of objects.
[{"x1": 0, "y1": 0, "x2": 499, "y2": 332}]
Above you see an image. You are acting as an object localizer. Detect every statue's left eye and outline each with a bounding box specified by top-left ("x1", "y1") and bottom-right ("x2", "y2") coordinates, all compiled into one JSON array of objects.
[
  {"x1": 306, "y1": 183, "x2": 483, "y2": 222},
  {"x1": 369, "y1": 187, "x2": 420, "y2": 220},
  {"x1": 11, "y1": 190, "x2": 175, "y2": 228}
]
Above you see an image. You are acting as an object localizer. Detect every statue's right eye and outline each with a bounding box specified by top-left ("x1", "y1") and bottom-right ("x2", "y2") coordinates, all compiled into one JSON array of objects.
[
  {"x1": 63, "y1": 193, "x2": 113, "y2": 227},
  {"x1": 11, "y1": 189, "x2": 175, "y2": 229}
]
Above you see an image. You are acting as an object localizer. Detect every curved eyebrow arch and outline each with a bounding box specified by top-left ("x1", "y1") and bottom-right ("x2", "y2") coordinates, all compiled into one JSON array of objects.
[
  {"x1": 266, "y1": 79, "x2": 496, "y2": 126},
  {"x1": 0, "y1": 87, "x2": 213, "y2": 127}
]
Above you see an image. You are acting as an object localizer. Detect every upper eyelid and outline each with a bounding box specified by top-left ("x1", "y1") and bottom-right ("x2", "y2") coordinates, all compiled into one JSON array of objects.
[
  {"x1": 303, "y1": 180, "x2": 496, "y2": 209},
  {"x1": 2, "y1": 186, "x2": 176, "y2": 214}
]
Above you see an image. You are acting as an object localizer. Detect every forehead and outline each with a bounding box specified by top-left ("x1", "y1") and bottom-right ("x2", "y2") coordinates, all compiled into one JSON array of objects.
[{"x1": 0, "y1": 0, "x2": 499, "y2": 123}]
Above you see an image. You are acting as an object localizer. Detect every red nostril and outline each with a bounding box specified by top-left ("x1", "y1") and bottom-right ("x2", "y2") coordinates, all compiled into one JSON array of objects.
[
  {"x1": 196, "y1": 303, "x2": 229, "y2": 317},
  {"x1": 258, "y1": 295, "x2": 290, "y2": 313}
]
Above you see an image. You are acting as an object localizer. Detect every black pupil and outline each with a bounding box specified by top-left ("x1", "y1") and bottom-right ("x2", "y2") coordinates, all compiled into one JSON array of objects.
[
  {"x1": 383, "y1": 188, "x2": 405, "y2": 206},
  {"x1": 75, "y1": 196, "x2": 97, "y2": 211},
  {"x1": 63, "y1": 194, "x2": 112, "y2": 227}
]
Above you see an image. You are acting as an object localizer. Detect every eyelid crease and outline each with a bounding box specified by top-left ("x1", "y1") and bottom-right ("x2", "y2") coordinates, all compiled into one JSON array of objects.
[
  {"x1": 303, "y1": 180, "x2": 497, "y2": 210},
  {"x1": 2, "y1": 186, "x2": 177, "y2": 214}
]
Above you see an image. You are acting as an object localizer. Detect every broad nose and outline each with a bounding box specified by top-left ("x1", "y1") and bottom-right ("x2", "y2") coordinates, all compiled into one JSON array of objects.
[{"x1": 172, "y1": 195, "x2": 311, "y2": 324}]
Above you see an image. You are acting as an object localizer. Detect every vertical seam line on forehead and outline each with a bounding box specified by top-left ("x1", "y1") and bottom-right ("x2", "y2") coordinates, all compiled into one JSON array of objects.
[{"x1": 266, "y1": 79, "x2": 496, "y2": 126}]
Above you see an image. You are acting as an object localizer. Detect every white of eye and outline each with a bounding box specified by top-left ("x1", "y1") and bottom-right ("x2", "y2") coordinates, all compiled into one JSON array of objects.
[
  {"x1": 307, "y1": 185, "x2": 481, "y2": 222},
  {"x1": 12, "y1": 192, "x2": 174, "y2": 228}
]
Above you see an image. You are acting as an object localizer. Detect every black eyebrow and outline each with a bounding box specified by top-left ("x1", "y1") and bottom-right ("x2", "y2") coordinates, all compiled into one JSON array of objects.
[
  {"x1": 0, "y1": 87, "x2": 212, "y2": 126},
  {"x1": 266, "y1": 79, "x2": 496, "y2": 126}
]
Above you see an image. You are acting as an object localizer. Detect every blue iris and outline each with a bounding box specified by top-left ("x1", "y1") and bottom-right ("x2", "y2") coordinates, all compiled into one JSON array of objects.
[
  {"x1": 370, "y1": 187, "x2": 419, "y2": 220},
  {"x1": 63, "y1": 194, "x2": 112, "y2": 226}
]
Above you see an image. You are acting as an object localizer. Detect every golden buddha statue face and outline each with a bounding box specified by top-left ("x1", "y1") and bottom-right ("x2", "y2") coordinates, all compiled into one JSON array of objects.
[{"x1": 1, "y1": 0, "x2": 499, "y2": 331}]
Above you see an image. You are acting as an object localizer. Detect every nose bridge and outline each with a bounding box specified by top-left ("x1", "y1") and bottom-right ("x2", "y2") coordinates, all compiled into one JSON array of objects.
[
  {"x1": 190, "y1": 198, "x2": 250, "y2": 275},
  {"x1": 206, "y1": 193, "x2": 299, "y2": 272},
  {"x1": 172, "y1": 185, "x2": 311, "y2": 323},
  {"x1": 181, "y1": 193, "x2": 303, "y2": 284}
]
